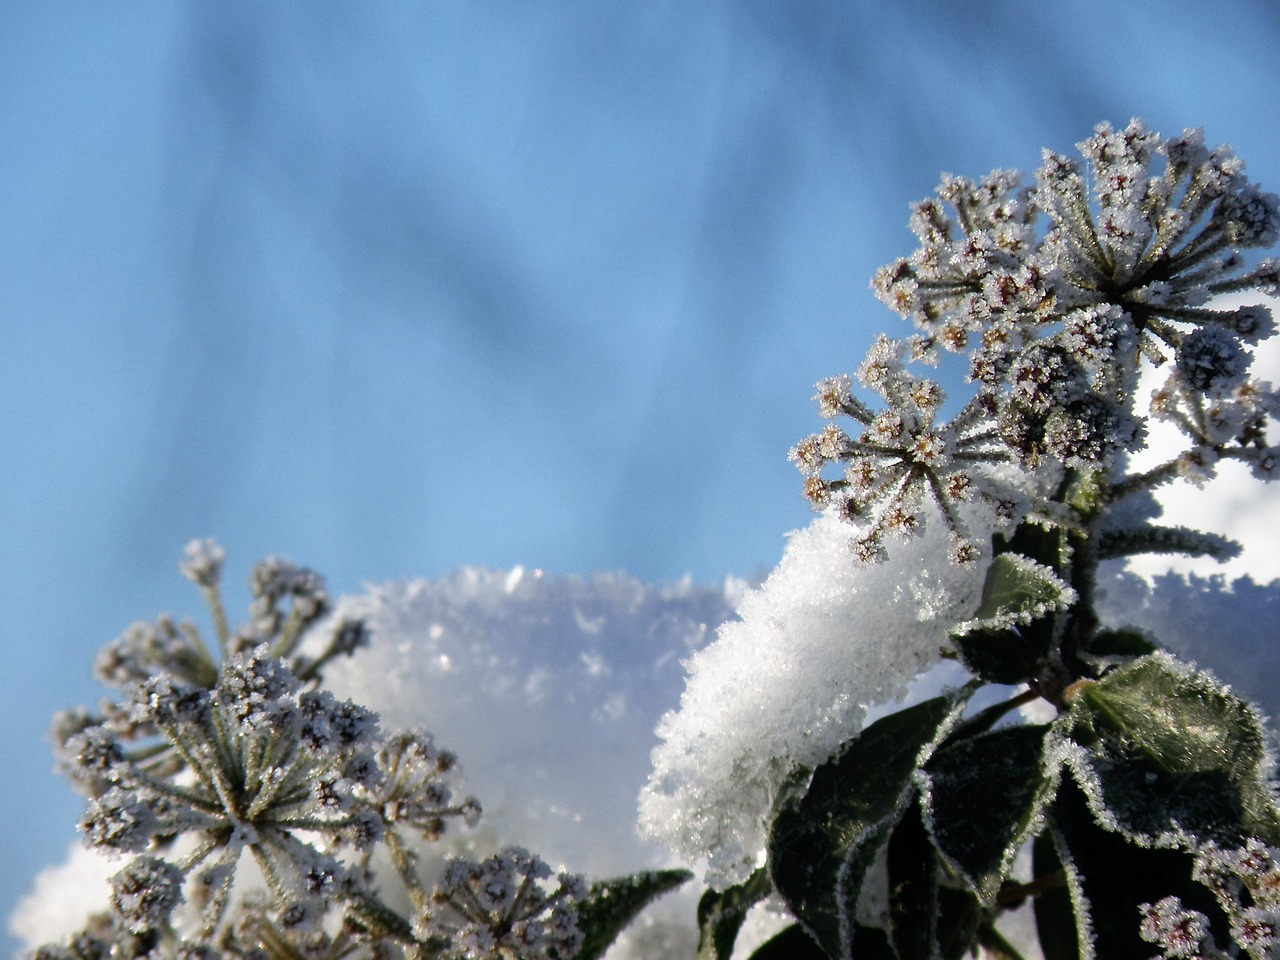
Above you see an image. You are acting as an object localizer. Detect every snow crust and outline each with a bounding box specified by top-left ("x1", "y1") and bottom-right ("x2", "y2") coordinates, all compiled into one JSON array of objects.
[{"x1": 638, "y1": 509, "x2": 989, "y2": 889}]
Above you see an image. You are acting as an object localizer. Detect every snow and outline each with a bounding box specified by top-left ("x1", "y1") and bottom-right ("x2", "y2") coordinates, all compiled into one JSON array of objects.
[{"x1": 638, "y1": 507, "x2": 990, "y2": 890}]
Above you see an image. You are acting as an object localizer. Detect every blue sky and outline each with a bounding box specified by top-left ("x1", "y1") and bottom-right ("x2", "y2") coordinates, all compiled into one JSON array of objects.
[{"x1": 6, "y1": 1, "x2": 1280, "y2": 949}]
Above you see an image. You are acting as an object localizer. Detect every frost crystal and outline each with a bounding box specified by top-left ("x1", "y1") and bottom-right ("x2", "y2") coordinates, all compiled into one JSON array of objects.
[{"x1": 638, "y1": 508, "x2": 987, "y2": 888}]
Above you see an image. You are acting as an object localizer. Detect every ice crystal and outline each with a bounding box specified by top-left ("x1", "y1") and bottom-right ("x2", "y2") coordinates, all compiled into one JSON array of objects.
[{"x1": 638, "y1": 508, "x2": 987, "y2": 888}]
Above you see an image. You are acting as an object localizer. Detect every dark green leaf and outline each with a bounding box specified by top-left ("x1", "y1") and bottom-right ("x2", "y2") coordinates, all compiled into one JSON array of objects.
[
  {"x1": 1063, "y1": 654, "x2": 1280, "y2": 845},
  {"x1": 1031, "y1": 831, "x2": 1079, "y2": 960},
  {"x1": 695, "y1": 868, "x2": 772, "y2": 960},
  {"x1": 744, "y1": 924, "x2": 831, "y2": 960},
  {"x1": 1047, "y1": 780, "x2": 1228, "y2": 960},
  {"x1": 936, "y1": 887, "x2": 984, "y2": 960},
  {"x1": 1083, "y1": 629, "x2": 1156, "y2": 659},
  {"x1": 768, "y1": 694, "x2": 966, "y2": 960},
  {"x1": 922, "y1": 724, "x2": 1051, "y2": 906},
  {"x1": 572, "y1": 869, "x2": 692, "y2": 960},
  {"x1": 972, "y1": 553, "x2": 1072, "y2": 625},
  {"x1": 952, "y1": 626, "x2": 1043, "y2": 685},
  {"x1": 887, "y1": 798, "x2": 938, "y2": 960}
]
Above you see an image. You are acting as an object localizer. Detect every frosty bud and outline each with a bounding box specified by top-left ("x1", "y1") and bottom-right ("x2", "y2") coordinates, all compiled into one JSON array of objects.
[
  {"x1": 110, "y1": 856, "x2": 184, "y2": 933},
  {"x1": 1176, "y1": 326, "x2": 1249, "y2": 397}
]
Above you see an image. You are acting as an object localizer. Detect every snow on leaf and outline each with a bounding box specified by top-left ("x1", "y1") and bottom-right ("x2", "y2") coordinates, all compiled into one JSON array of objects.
[{"x1": 641, "y1": 509, "x2": 988, "y2": 890}]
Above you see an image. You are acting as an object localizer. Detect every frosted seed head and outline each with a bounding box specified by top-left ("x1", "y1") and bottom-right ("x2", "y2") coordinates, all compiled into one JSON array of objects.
[
  {"x1": 1176, "y1": 326, "x2": 1250, "y2": 397},
  {"x1": 179, "y1": 538, "x2": 226, "y2": 589},
  {"x1": 109, "y1": 856, "x2": 184, "y2": 934}
]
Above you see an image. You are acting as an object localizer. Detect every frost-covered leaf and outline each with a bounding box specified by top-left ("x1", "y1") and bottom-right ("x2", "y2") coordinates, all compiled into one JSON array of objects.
[
  {"x1": 1082, "y1": 628, "x2": 1155, "y2": 660},
  {"x1": 921, "y1": 724, "x2": 1051, "y2": 906},
  {"x1": 957, "y1": 553, "x2": 1076, "y2": 634},
  {"x1": 1045, "y1": 780, "x2": 1227, "y2": 960},
  {"x1": 744, "y1": 923, "x2": 832, "y2": 960},
  {"x1": 1031, "y1": 832, "x2": 1079, "y2": 960},
  {"x1": 768, "y1": 694, "x2": 967, "y2": 960},
  {"x1": 573, "y1": 869, "x2": 693, "y2": 960},
  {"x1": 887, "y1": 799, "x2": 938, "y2": 960},
  {"x1": 694, "y1": 868, "x2": 772, "y2": 960},
  {"x1": 951, "y1": 625, "x2": 1047, "y2": 684},
  {"x1": 1056, "y1": 653, "x2": 1280, "y2": 846}
]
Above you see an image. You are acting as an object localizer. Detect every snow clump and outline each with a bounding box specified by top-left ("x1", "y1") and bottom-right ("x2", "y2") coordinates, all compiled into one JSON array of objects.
[{"x1": 639, "y1": 508, "x2": 989, "y2": 890}]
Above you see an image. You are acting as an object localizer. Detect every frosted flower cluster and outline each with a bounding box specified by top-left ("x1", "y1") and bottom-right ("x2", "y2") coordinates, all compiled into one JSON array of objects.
[
  {"x1": 1140, "y1": 840, "x2": 1280, "y2": 959},
  {"x1": 33, "y1": 543, "x2": 610, "y2": 960},
  {"x1": 800, "y1": 120, "x2": 1280, "y2": 559},
  {"x1": 416, "y1": 847, "x2": 586, "y2": 960},
  {"x1": 639, "y1": 507, "x2": 988, "y2": 889}
]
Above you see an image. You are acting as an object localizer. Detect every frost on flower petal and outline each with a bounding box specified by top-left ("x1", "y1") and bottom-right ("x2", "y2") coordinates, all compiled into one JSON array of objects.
[{"x1": 639, "y1": 508, "x2": 989, "y2": 889}]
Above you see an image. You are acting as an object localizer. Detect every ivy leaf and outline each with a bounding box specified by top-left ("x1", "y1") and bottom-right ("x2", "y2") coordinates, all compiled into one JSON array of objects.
[
  {"x1": 572, "y1": 869, "x2": 693, "y2": 960},
  {"x1": 1056, "y1": 653, "x2": 1280, "y2": 847},
  {"x1": 956, "y1": 553, "x2": 1076, "y2": 635},
  {"x1": 744, "y1": 924, "x2": 833, "y2": 960},
  {"x1": 887, "y1": 798, "x2": 938, "y2": 960},
  {"x1": 951, "y1": 625, "x2": 1046, "y2": 685},
  {"x1": 936, "y1": 887, "x2": 984, "y2": 960},
  {"x1": 1044, "y1": 780, "x2": 1228, "y2": 960},
  {"x1": 1083, "y1": 628, "x2": 1156, "y2": 660},
  {"x1": 1030, "y1": 831, "x2": 1078, "y2": 960},
  {"x1": 695, "y1": 868, "x2": 772, "y2": 960},
  {"x1": 921, "y1": 724, "x2": 1052, "y2": 906},
  {"x1": 768, "y1": 693, "x2": 968, "y2": 960}
]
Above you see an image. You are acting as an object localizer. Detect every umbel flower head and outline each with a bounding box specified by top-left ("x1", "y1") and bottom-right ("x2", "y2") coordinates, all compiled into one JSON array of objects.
[
  {"x1": 800, "y1": 120, "x2": 1280, "y2": 559},
  {"x1": 46, "y1": 543, "x2": 486, "y2": 955}
]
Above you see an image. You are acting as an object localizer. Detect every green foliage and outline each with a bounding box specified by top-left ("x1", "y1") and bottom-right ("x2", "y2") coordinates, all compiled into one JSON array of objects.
[
  {"x1": 1045, "y1": 782, "x2": 1227, "y2": 960},
  {"x1": 1057, "y1": 654, "x2": 1280, "y2": 847},
  {"x1": 574, "y1": 870, "x2": 693, "y2": 960},
  {"x1": 921, "y1": 724, "x2": 1051, "y2": 907},
  {"x1": 724, "y1": 119, "x2": 1280, "y2": 960},
  {"x1": 968, "y1": 553, "x2": 1076, "y2": 629},
  {"x1": 694, "y1": 868, "x2": 773, "y2": 960},
  {"x1": 767, "y1": 695, "x2": 968, "y2": 959}
]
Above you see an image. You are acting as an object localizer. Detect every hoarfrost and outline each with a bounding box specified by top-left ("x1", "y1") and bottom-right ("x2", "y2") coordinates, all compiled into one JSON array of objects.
[{"x1": 638, "y1": 508, "x2": 990, "y2": 889}]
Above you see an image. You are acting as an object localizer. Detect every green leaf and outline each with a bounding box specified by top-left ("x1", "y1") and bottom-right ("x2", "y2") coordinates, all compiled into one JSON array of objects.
[
  {"x1": 951, "y1": 626, "x2": 1044, "y2": 685},
  {"x1": 936, "y1": 887, "x2": 984, "y2": 960},
  {"x1": 887, "y1": 798, "x2": 938, "y2": 960},
  {"x1": 1030, "y1": 831, "x2": 1078, "y2": 960},
  {"x1": 695, "y1": 868, "x2": 772, "y2": 960},
  {"x1": 744, "y1": 924, "x2": 832, "y2": 960},
  {"x1": 1046, "y1": 780, "x2": 1229, "y2": 960},
  {"x1": 959, "y1": 553, "x2": 1075, "y2": 634},
  {"x1": 768, "y1": 693, "x2": 968, "y2": 960},
  {"x1": 1060, "y1": 653, "x2": 1280, "y2": 846},
  {"x1": 922, "y1": 724, "x2": 1051, "y2": 906},
  {"x1": 1083, "y1": 628, "x2": 1155, "y2": 659},
  {"x1": 572, "y1": 869, "x2": 693, "y2": 960}
]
